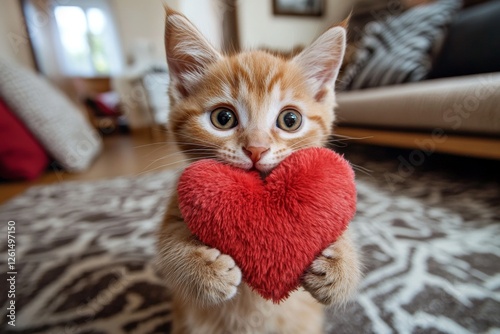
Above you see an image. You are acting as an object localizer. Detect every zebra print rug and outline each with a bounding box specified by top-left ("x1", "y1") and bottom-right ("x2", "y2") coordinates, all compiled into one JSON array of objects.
[{"x1": 0, "y1": 146, "x2": 499, "y2": 333}]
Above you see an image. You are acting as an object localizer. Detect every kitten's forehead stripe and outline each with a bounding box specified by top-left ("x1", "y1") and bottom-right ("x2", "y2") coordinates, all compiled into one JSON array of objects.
[
  {"x1": 236, "y1": 63, "x2": 253, "y2": 91},
  {"x1": 266, "y1": 70, "x2": 284, "y2": 96}
]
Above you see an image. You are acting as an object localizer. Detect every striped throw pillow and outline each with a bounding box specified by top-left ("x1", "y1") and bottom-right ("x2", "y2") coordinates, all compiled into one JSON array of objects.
[{"x1": 339, "y1": 0, "x2": 462, "y2": 91}]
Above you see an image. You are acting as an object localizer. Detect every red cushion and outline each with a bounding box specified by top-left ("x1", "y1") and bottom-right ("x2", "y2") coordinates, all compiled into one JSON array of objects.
[{"x1": 0, "y1": 98, "x2": 49, "y2": 180}]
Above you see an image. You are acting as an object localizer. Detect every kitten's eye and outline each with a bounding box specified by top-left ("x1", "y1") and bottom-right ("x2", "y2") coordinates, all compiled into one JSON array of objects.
[
  {"x1": 210, "y1": 108, "x2": 238, "y2": 130},
  {"x1": 277, "y1": 109, "x2": 302, "y2": 132}
]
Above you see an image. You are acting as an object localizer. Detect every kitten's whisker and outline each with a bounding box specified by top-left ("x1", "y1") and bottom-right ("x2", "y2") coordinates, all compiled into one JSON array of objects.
[
  {"x1": 168, "y1": 141, "x2": 218, "y2": 149},
  {"x1": 134, "y1": 140, "x2": 215, "y2": 149},
  {"x1": 288, "y1": 133, "x2": 333, "y2": 149},
  {"x1": 288, "y1": 135, "x2": 326, "y2": 149},
  {"x1": 288, "y1": 138, "x2": 313, "y2": 150},
  {"x1": 137, "y1": 142, "x2": 215, "y2": 159},
  {"x1": 158, "y1": 148, "x2": 215, "y2": 155},
  {"x1": 141, "y1": 149, "x2": 217, "y2": 172},
  {"x1": 176, "y1": 133, "x2": 223, "y2": 149},
  {"x1": 292, "y1": 144, "x2": 319, "y2": 151},
  {"x1": 330, "y1": 133, "x2": 374, "y2": 141},
  {"x1": 351, "y1": 167, "x2": 373, "y2": 177},
  {"x1": 178, "y1": 148, "x2": 217, "y2": 153},
  {"x1": 329, "y1": 142, "x2": 349, "y2": 148},
  {"x1": 133, "y1": 142, "x2": 171, "y2": 149},
  {"x1": 171, "y1": 155, "x2": 219, "y2": 165},
  {"x1": 287, "y1": 133, "x2": 373, "y2": 150},
  {"x1": 141, "y1": 144, "x2": 178, "y2": 159},
  {"x1": 137, "y1": 156, "x2": 219, "y2": 176},
  {"x1": 177, "y1": 136, "x2": 221, "y2": 148},
  {"x1": 350, "y1": 163, "x2": 373, "y2": 176},
  {"x1": 134, "y1": 140, "x2": 208, "y2": 147}
]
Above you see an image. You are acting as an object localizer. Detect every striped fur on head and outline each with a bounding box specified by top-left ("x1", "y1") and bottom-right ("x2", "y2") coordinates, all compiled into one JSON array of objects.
[{"x1": 165, "y1": 8, "x2": 346, "y2": 173}]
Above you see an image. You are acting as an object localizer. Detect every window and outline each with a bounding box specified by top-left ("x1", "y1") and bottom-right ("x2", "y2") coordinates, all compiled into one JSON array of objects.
[{"x1": 53, "y1": 0, "x2": 122, "y2": 76}]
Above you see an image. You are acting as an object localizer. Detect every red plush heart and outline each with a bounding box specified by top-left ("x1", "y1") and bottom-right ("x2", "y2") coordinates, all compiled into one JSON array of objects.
[{"x1": 178, "y1": 147, "x2": 356, "y2": 302}]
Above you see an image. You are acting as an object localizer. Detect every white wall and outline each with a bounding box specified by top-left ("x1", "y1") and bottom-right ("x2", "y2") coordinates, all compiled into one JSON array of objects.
[
  {"x1": 237, "y1": 0, "x2": 355, "y2": 50},
  {"x1": 111, "y1": 0, "x2": 224, "y2": 65},
  {"x1": 111, "y1": 0, "x2": 167, "y2": 64},
  {"x1": 177, "y1": 0, "x2": 224, "y2": 50},
  {"x1": 0, "y1": 0, "x2": 36, "y2": 69}
]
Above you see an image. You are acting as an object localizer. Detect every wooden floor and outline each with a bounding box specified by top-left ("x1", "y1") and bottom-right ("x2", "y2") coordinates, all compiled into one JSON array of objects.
[{"x1": 0, "y1": 132, "x2": 185, "y2": 205}]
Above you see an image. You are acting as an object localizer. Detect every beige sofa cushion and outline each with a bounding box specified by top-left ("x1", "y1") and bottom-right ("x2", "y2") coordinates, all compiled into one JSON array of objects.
[{"x1": 336, "y1": 73, "x2": 500, "y2": 135}]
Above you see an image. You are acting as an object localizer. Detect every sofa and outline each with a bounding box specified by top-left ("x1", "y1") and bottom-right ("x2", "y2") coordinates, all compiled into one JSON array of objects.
[{"x1": 334, "y1": 0, "x2": 500, "y2": 159}]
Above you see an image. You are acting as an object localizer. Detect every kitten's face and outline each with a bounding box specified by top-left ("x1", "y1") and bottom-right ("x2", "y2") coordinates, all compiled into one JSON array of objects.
[{"x1": 165, "y1": 9, "x2": 346, "y2": 173}]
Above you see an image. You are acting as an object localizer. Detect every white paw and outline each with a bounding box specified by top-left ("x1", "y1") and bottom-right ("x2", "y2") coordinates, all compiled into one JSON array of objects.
[
  {"x1": 193, "y1": 246, "x2": 242, "y2": 305},
  {"x1": 302, "y1": 242, "x2": 361, "y2": 305}
]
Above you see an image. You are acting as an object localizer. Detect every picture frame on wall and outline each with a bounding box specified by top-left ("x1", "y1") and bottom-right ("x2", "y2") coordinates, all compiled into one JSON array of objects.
[{"x1": 273, "y1": 0, "x2": 325, "y2": 17}]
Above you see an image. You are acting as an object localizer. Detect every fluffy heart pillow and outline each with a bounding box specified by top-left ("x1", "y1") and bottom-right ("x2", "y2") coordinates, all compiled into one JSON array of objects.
[{"x1": 178, "y1": 147, "x2": 356, "y2": 302}]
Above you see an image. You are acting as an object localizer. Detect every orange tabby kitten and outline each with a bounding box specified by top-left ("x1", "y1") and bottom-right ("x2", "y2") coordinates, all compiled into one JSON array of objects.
[{"x1": 156, "y1": 8, "x2": 361, "y2": 334}]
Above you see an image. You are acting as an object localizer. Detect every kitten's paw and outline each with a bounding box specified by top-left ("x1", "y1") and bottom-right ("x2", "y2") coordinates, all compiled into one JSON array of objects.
[
  {"x1": 192, "y1": 246, "x2": 242, "y2": 305},
  {"x1": 302, "y1": 238, "x2": 361, "y2": 306}
]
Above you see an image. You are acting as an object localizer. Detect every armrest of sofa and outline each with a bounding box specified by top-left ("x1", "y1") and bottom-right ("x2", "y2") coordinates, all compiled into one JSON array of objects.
[{"x1": 335, "y1": 73, "x2": 500, "y2": 136}]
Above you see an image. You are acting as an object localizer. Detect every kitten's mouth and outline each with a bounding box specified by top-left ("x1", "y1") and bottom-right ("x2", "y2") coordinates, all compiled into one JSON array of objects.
[
  {"x1": 249, "y1": 167, "x2": 271, "y2": 180},
  {"x1": 223, "y1": 159, "x2": 276, "y2": 178},
  {"x1": 251, "y1": 160, "x2": 282, "y2": 177}
]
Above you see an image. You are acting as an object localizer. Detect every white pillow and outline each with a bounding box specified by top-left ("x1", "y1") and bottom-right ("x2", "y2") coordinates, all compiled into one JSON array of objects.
[{"x1": 0, "y1": 59, "x2": 102, "y2": 172}]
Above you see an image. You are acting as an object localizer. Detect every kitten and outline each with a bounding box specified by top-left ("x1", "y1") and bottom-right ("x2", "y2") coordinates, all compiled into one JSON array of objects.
[{"x1": 156, "y1": 8, "x2": 361, "y2": 334}]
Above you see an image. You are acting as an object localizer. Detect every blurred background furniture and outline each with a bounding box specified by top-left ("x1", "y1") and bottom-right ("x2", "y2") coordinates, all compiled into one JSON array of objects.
[
  {"x1": 0, "y1": 58, "x2": 103, "y2": 175},
  {"x1": 113, "y1": 40, "x2": 170, "y2": 136},
  {"x1": 335, "y1": 0, "x2": 500, "y2": 159},
  {"x1": 73, "y1": 77, "x2": 128, "y2": 135}
]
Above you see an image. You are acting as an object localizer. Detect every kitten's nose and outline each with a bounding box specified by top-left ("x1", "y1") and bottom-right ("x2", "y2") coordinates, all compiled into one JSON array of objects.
[{"x1": 243, "y1": 146, "x2": 270, "y2": 164}]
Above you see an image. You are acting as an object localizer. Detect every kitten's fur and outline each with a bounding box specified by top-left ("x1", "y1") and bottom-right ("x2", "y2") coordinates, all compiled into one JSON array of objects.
[{"x1": 157, "y1": 8, "x2": 361, "y2": 334}]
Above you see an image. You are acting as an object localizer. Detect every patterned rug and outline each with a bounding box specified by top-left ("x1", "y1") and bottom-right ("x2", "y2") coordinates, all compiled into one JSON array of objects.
[{"x1": 1, "y1": 145, "x2": 499, "y2": 334}]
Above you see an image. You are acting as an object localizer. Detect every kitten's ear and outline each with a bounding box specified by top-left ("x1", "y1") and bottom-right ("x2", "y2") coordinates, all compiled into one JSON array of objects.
[
  {"x1": 165, "y1": 7, "x2": 221, "y2": 97},
  {"x1": 292, "y1": 26, "x2": 346, "y2": 100}
]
